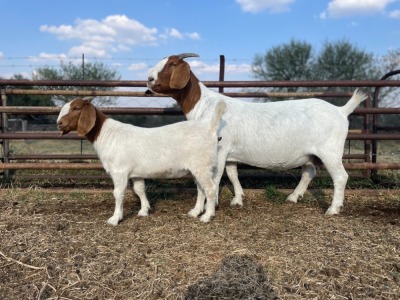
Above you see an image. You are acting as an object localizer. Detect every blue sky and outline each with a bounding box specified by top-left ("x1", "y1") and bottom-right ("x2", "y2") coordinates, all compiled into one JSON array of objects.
[{"x1": 0, "y1": 0, "x2": 399, "y2": 82}]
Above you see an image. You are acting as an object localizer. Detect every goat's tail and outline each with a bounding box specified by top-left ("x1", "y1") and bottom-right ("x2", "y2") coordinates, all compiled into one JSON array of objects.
[
  {"x1": 209, "y1": 101, "x2": 227, "y2": 133},
  {"x1": 340, "y1": 89, "x2": 368, "y2": 116}
]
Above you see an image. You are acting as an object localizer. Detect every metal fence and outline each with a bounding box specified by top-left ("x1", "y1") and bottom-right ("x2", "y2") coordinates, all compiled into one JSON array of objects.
[{"x1": 1, "y1": 74, "x2": 400, "y2": 183}]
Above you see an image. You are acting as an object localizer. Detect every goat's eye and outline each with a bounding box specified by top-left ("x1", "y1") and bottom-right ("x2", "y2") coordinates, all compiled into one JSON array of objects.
[{"x1": 73, "y1": 106, "x2": 80, "y2": 110}]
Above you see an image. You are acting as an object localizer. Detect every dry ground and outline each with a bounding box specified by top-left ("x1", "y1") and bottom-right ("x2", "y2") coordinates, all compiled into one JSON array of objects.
[{"x1": 0, "y1": 186, "x2": 399, "y2": 299}]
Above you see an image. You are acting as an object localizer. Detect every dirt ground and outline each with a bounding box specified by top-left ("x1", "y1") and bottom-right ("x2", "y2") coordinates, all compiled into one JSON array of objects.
[{"x1": 0, "y1": 186, "x2": 399, "y2": 299}]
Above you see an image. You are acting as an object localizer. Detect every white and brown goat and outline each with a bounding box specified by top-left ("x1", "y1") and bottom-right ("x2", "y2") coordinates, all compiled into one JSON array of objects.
[
  {"x1": 147, "y1": 53, "x2": 368, "y2": 215},
  {"x1": 57, "y1": 97, "x2": 226, "y2": 225}
]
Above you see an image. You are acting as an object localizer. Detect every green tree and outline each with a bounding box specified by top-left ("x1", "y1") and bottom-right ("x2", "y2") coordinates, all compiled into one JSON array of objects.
[
  {"x1": 252, "y1": 39, "x2": 314, "y2": 83},
  {"x1": 252, "y1": 39, "x2": 377, "y2": 97},
  {"x1": 314, "y1": 40, "x2": 375, "y2": 81},
  {"x1": 33, "y1": 61, "x2": 121, "y2": 106}
]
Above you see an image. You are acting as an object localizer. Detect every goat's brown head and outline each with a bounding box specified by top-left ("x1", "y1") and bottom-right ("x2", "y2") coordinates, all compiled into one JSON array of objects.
[
  {"x1": 147, "y1": 53, "x2": 199, "y2": 94},
  {"x1": 57, "y1": 97, "x2": 97, "y2": 137}
]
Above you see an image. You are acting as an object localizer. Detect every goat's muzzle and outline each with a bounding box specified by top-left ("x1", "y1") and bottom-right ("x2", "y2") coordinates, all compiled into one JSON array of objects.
[
  {"x1": 146, "y1": 76, "x2": 156, "y2": 90},
  {"x1": 58, "y1": 128, "x2": 68, "y2": 137},
  {"x1": 57, "y1": 121, "x2": 70, "y2": 137}
]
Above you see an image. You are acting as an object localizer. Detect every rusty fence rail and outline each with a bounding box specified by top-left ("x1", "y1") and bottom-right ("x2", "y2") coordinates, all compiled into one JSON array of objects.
[{"x1": 1, "y1": 77, "x2": 400, "y2": 182}]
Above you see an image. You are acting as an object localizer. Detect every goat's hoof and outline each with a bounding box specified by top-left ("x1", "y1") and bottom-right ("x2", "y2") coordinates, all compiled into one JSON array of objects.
[
  {"x1": 325, "y1": 206, "x2": 342, "y2": 215},
  {"x1": 137, "y1": 210, "x2": 149, "y2": 217},
  {"x1": 188, "y1": 209, "x2": 202, "y2": 218},
  {"x1": 286, "y1": 194, "x2": 298, "y2": 203},
  {"x1": 107, "y1": 216, "x2": 121, "y2": 226},
  {"x1": 229, "y1": 197, "x2": 243, "y2": 207},
  {"x1": 199, "y1": 214, "x2": 213, "y2": 223}
]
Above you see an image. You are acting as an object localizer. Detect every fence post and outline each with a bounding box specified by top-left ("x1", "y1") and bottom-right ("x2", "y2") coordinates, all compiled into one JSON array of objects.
[
  {"x1": 364, "y1": 93, "x2": 372, "y2": 179},
  {"x1": 219, "y1": 55, "x2": 225, "y2": 93},
  {"x1": 372, "y1": 69, "x2": 400, "y2": 178},
  {"x1": 0, "y1": 89, "x2": 10, "y2": 180}
]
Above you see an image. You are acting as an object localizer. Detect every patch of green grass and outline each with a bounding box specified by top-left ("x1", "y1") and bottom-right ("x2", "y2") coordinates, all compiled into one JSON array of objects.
[
  {"x1": 9, "y1": 139, "x2": 95, "y2": 155},
  {"x1": 264, "y1": 185, "x2": 287, "y2": 204}
]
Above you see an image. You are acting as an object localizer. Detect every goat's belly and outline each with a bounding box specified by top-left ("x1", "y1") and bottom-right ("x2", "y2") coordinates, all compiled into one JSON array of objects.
[
  {"x1": 131, "y1": 168, "x2": 190, "y2": 179},
  {"x1": 229, "y1": 153, "x2": 312, "y2": 170}
]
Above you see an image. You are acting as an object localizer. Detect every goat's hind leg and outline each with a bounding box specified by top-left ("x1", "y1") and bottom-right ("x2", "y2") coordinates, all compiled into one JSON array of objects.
[
  {"x1": 188, "y1": 182, "x2": 206, "y2": 218},
  {"x1": 132, "y1": 178, "x2": 151, "y2": 217},
  {"x1": 107, "y1": 173, "x2": 129, "y2": 226},
  {"x1": 192, "y1": 173, "x2": 217, "y2": 223},
  {"x1": 287, "y1": 162, "x2": 316, "y2": 203},
  {"x1": 226, "y1": 162, "x2": 244, "y2": 207},
  {"x1": 321, "y1": 157, "x2": 348, "y2": 215}
]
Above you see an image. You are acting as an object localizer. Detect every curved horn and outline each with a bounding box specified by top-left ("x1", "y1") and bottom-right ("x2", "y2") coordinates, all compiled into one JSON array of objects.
[{"x1": 177, "y1": 53, "x2": 199, "y2": 60}]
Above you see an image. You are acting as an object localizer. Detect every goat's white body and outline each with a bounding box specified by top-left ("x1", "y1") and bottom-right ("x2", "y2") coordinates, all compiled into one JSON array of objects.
[
  {"x1": 190, "y1": 84, "x2": 349, "y2": 170},
  {"x1": 95, "y1": 117, "x2": 221, "y2": 225},
  {"x1": 148, "y1": 55, "x2": 367, "y2": 215},
  {"x1": 173, "y1": 84, "x2": 364, "y2": 213},
  {"x1": 57, "y1": 99, "x2": 226, "y2": 225},
  {"x1": 94, "y1": 119, "x2": 215, "y2": 179}
]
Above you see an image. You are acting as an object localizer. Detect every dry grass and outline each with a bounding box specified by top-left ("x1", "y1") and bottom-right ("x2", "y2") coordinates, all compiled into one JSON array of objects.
[{"x1": 0, "y1": 187, "x2": 399, "y2": 299}]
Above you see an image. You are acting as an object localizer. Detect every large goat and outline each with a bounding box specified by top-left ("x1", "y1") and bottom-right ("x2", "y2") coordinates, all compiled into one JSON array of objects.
[
  {"x1": 57, "y1": 97, "x2": 226, "y2": 224},
  {"x1": 147, "y1": 53, "x2": 367, "y2": 215}
]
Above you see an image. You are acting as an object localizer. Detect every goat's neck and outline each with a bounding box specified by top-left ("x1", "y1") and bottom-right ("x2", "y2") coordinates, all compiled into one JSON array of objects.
[
  {"x1": 171, "y1": 72, "x2": 201, "y2": 116},
  {"x1": 86, "y1": 109, "x2": 108, "y2": 143}
]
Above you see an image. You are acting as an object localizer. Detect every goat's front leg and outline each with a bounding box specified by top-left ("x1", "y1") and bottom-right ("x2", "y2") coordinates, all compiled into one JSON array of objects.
[
  {"x1": 132, "y1": 178, "x2": 151, "y2": 216},
  {"x1": 107, "y1": 172, "x2": 129, "y2": 226}
]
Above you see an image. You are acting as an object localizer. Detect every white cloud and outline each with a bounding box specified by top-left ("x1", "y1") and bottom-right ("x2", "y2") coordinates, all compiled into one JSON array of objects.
[
  {"x1": 225, "y1": 63, "x2": 252, "y2": 74},
  {"x1": 28, "y1": 52, "x2": 68, "y2": 62},
  {"x1": 69, "y1": 44, "x2": 107, "y2": 57},
  {"x1": 40, "y1": 14, "x2": 198, "y2": 58},
  {"x1": 0, "y1": 52, "x2": 3, "y2": 59},
  {"x1": 162, "y1": 28, "x2": 201, "y2": 40},
  {"x1": 128, "y1": 62, "x2": 148, "y2": 71},
  {"x1": 190, "y1": 60, "x2": 220, "y2": 73},
  {"x1": 187, "y1": 32, "x2": 201, "y2": 40},
  {"x1": 235, "y1": 0, "x2": 295, "y2": 13},
  {"x1": 189, "y1": 60, "x2": 251, "y2": 75},
  {"x1": 389, "y1": 9, "x2": 400, "y2": 19},
  {"x1": 166, "y1": 28, "x2": 183, "y2": 39},
  {"x1": 321, "y1": 0, "x2": 396, "y2": 19}
]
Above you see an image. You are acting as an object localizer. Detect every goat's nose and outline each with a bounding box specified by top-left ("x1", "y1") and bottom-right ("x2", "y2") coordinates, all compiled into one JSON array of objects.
[{"x1": 148, "y1": 76, "x2": 154, "y2": 83}]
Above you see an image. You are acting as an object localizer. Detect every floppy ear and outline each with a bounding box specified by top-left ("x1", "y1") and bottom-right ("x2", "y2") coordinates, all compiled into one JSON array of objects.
[
  {"x1": 170, "y1": 62, "x2": 190, "y2": 89},
  {"x1": 77, "y1": 103, "x2": 96, "y2": 136}
]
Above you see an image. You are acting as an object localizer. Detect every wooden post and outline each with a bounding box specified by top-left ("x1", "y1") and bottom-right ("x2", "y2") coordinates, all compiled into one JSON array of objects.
[
  {"x1": 1, "y1": 90, "x2": 10, "y2": 179},
  {"x1": 219, "y1": 55, "x2": 225, "y2": 93}
]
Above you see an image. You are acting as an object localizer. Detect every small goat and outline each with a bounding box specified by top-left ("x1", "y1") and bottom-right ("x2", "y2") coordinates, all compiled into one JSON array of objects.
[
  {"x1": 147, "y1": 53, "x2": 368, "y2": 215},
  {"x1": 57, "y1": 97, "x2": 226, "y2": 225}
]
